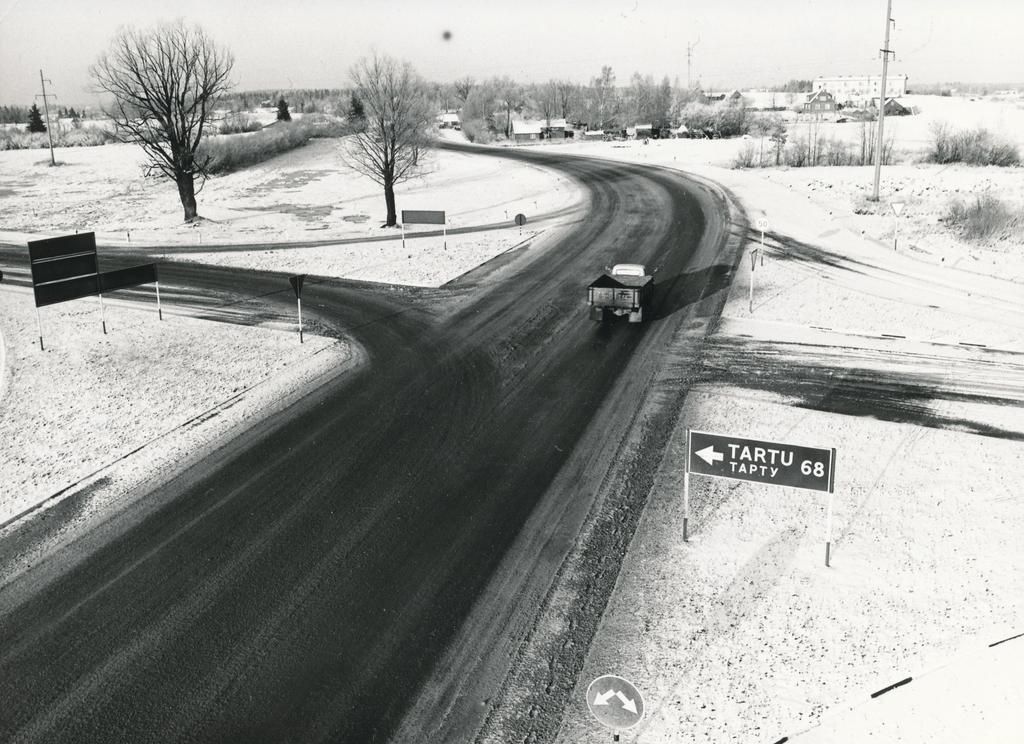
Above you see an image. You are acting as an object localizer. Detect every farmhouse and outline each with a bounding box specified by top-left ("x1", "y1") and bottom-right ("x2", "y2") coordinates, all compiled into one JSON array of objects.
[
  {"x1": 802, "y1": 89, "x2": 838, "y2": 114},
  {"x1": 870, "y1": 97, "x2": 911, "y2": 116},
  {"x1": 511, "y1": 119, "x2": 542, "y2": 142},
  {"x1": 437, "y1": 112, "x2": 461, "y2": 129},
  {"x1": 813, "y1": 74, "x2": 908, "y2": 108},
  {"x1": 540, "y1": 117, "x2": 567, "y2": 139}
]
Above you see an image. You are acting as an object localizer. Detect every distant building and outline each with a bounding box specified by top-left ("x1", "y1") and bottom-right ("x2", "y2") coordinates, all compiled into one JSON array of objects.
[
  {"x1": 511, "y1": 120, "x2": 542, "y2": 142},
  {"x1": 802, "y1": 89, "x2": 838, "y2": 114},
  {"x1": 871, "y1": 97, "x2": 911, "y2": 116},
  {"x1": 437, "y1": 112, "x2": 461, "y2": 129},
  {"x1": 813, "y1": 74, "x2": 908, "y2": 107},
  {"x1": 540, "y1": 118, "x2": 567, "y2": 138}
]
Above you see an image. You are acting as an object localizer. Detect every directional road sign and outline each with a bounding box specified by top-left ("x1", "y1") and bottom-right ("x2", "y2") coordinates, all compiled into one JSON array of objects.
[
  {"x1": 402, "y1": 209, "x2": 446, "y2": 225},
  {"x1": 586, "y1": 674, "x2": 644, "y2": 731},
  {"x1": 688, "y1": 430, "x2": 835, "y2": 492},
  {"x1": 514, "y1": 213, "x2": 527, "y2": 226}
]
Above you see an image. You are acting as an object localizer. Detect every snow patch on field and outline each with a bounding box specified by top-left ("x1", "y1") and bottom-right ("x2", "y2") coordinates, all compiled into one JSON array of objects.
[{"x1": 0, "y1": 284, "x2": 350, "y2": 528}]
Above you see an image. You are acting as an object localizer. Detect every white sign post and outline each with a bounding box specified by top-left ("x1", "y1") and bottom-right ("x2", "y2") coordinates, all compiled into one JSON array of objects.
[
  {"x1": 891, "y1": 202, "x2": 904, "y2": 251},
  {"x1": 755, "y1": 216, "x2": 770, "y2": 267},
  {"x1": 749, "y1": 247, "x2": 756, "y2": 314}
]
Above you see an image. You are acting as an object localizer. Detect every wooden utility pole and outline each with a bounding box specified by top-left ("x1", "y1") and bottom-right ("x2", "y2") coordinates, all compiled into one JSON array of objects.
[
  {"x1": 37, "y1": 70, "x2": 56, "y2": 166},
  {"x1": 870, "y1": 0, "x2": 895, "y2": 201}
]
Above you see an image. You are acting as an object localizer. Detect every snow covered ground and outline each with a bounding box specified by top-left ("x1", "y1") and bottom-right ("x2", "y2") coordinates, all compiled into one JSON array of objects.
[
  {"x1": 0, "y1": 281, "x2": 351, "y2": 530},
  {"x1": 0, "y1": 130, "x2": 583, "y2": 533},
  {"x1": 0, "y1": 134, "x2": 583, "y2": 286},
  {"x1": 538, "y1": 131, "x2": 1024, "y2": 743}
]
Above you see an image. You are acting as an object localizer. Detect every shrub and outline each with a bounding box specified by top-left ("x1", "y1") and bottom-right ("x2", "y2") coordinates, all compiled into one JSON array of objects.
[
  {"x1": 0, "y1": 125, "x2": 118, "y2": 150},
  {"x1": 928, "y1": 123, "x2": 1020, "y2": 166},
  {"x1": 461, "y1": 118, "x2": 494, "y2": 144},
  {"x1": 945, "y1": 194, "x2": 1021, "y2": 240},
  {"x1": 218, "y1": 113, "x2": 263, "y2": 135},
  {"x1": 732, "y1": 141, "x2": 757, "y2": 168},
  {"x1": 198, "y1": 116, "x2": 345, "y2": 174}
]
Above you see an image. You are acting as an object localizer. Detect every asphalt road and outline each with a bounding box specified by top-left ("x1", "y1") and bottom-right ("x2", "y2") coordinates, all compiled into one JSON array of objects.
[{"x1": 0, "y1": 144, "x2": 736, "y2": 743}]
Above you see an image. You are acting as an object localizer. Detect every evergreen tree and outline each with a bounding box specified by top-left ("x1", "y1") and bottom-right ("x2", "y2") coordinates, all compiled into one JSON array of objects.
[
  {"x1": 27, "y1": 103, "x2": 46, "y2": 132},
  {"x1": 349, "y1": 92, "x2": 365, "y2": 122},
  {"x1": 276, "y1": 97, "x2": 291, "y2": 121}
]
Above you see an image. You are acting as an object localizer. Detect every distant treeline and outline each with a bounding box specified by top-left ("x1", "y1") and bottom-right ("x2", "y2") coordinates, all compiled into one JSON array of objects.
[
  {"x1": 220, "y1": 89, "x2": 352, "y2": 115},
  {"x1": 0, "y1": 105, "x2": 92, "y2": 124}
]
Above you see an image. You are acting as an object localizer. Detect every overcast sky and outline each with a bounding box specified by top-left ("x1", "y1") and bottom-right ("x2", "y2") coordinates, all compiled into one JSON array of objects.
[{"x1": 1, "y1": 0, "x2": 1021, "y2": 105}]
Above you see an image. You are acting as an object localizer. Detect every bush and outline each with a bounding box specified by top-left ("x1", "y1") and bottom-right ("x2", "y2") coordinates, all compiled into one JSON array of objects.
[
  {"x1": 928, "y1": 123, "x2": 1020, "y2": 166},
  {"x1": 0, "y1": 125, "x2": 118, "y2": 150},
  {"x1": 732, "y1": 141, "x2": 757, "y2": 168},
  {"x1": 461, "y1": 118, "x2": 495, "y2": 144},
  {"x1": 199, "y1": 116, "x2": 347, "y2": 173},
  {"x1": 218, "y1": 113, "x2": 263, "y2": 134},
  {"x1": 945, "y1": 194, "x2": 1021, "y2": 240}
]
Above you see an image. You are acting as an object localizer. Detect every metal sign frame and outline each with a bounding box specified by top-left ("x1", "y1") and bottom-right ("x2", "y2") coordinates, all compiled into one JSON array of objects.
[
  {"x1": 400, "y1": 210, "x2": 448, "y2": 251},
  {"x1": 683, "y1": 429, "x2": 838, "y2": 566}
]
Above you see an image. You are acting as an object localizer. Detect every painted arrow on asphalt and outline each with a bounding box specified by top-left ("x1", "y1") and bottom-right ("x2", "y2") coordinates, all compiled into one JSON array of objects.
[
  {"x1": 695, "y1": 445, "x2": 724, "y2": 465},
  {"x1": 593, "y1": 688, "x2": 638, "y2": 714}
]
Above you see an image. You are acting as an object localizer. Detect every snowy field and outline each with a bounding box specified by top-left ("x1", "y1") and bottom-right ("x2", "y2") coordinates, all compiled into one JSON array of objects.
[
  {"x1": 0, "y1": 135, "x2": 581, "y2": 532},
  {"x1": 0, "y1": 133, "x2": 584, "y2": 287},
  {"x1": 0, "y1": 283, "x2": 350, "y2": 530},
  {"x1": 534, "y1": 131, "x2": 1024, "y2": 743}
]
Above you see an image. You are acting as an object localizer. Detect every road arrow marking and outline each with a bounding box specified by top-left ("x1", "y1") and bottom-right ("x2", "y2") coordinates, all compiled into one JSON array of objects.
[
  {"x1": 616, "y1": 690, "x2": 638, "y2": 714},
  {"x1": 593, "y1": 689, "x2": 638, "y2": 714},
  {"x1": 695, "y1": 445, "x2": 723, "y2": 465}
]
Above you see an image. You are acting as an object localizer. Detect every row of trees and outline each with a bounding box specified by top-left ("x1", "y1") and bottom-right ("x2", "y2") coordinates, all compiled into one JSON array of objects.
[
  {"x1": 443, "y1": 69, "x2": 704, "y2": 134},
  {"x1": 89, "y1": 20, "x2": 430, "y2": 225}
]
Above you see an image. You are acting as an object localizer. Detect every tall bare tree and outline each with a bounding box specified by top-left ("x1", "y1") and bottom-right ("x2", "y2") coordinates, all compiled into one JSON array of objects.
[
  {"x1": 493, "y1": 77, "x2": 524, "y2": 138},
  {"x1": 348, "y1": 53, "x2": 433, "y2": 227},
  {"x1": 453, "y1": 77, "x2": 475, "y2": 106},
  {"x1": 90, "y1": 21, "x2": 233, "y2": 222}
]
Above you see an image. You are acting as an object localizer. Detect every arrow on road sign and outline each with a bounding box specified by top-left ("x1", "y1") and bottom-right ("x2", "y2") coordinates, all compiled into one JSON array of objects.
[
  {"x1": 695, "y1": 445, "x2": 723, "y2": 465},
  {"x1": 593, "y1": 689, "x2": 638, "y2": 714}
]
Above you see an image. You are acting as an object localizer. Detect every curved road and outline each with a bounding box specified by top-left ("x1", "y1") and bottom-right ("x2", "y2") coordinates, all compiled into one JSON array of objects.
[{"x1": 0, "y1": 144, "x2": 738, "y2": 743}]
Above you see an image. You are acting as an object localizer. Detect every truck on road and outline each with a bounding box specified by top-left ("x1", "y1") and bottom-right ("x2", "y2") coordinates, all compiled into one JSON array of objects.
[{"x1": 587, "y1": 263, "x2": 654, "y2": 323}]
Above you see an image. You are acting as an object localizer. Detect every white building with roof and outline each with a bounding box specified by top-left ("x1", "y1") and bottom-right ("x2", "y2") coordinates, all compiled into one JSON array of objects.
[{"x1": 813, "y1": 75, "x2": 908, "y2": 108}]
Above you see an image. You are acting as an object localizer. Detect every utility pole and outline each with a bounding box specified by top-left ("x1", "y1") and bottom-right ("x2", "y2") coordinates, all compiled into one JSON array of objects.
[
  {"x1": 686, "y1": 37, "x2": 700, "y2": 89},
  {"x1": 870, "y1": 0, "x2": 895, "y2": 201},
  {"x1": 37, "y1": 70, "x2": 56, "y2": 166}
]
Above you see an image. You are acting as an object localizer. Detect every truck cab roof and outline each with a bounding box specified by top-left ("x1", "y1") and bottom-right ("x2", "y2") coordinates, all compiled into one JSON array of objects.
[{"x1": 611, "y1": 263, "x2": 647, "y2": 277}]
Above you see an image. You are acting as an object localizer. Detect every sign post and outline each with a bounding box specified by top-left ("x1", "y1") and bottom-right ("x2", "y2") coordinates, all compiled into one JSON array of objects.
[
  {"x1": 749, "y1": 247, "x2": 757, "y2": 314},
  {"x1": 289, "y1": 274, "x2": 306, "y2": 344},
  {"x1": 401, "y1": 210, "x2": 447, "y2": 253},
  {"x1": 154, "y1": 266, "x2": 163, "y2": 320},
  {"x1": 755, "y1": 216, "x2": 770, "y2": 267},
  {"x1": 514, "y1": 212, "x2": 527, "y2": 236},
  {"x1": 687, "y1": 430, "x2": 837, "y2": 566},
  {"x1": 891, "y1": 202, "x2": 904, "y2": 251},
  {"x1": 586, "y1": 674, "x2": 644, "y2": 741}
]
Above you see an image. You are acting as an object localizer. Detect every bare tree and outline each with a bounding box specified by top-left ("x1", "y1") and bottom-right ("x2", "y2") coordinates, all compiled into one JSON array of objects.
[
  {"x1": 348, "y1": 53, "x2": 433, "y2": 227},
  {"x1": 90, "y1": 21, "x2": 233, "y2": 222},
  {"x1": 554, "y1": 80, "x2": 578, "y2": 121},
  {"x1": 453, "y1": 77, "x2": 475, "y2": 105},
  {"x1": 492, "y1": 77, "x2": 524, "y2": 139}
]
